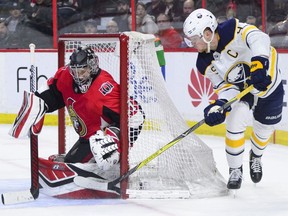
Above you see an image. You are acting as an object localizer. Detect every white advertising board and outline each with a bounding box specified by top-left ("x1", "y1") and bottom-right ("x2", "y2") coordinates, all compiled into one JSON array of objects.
[
  {"x1": 0, "y1": 52, "x2": 58, "y2": 113},
  {"x1": 0, "y1": 51, "x2": 287, "y2": 130}
]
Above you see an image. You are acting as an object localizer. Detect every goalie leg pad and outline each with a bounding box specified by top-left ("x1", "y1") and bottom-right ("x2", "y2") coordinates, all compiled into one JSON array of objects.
[
  {"x1": 9, "y1": 91, "x2": 46, "y2": 138},
  {"x1": 38, "y1": 158, "x2": 120, "y2": 199}
]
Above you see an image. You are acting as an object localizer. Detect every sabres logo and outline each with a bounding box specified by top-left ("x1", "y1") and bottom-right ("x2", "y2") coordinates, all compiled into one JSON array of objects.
[{"x1": 226, "y1": 63, "x2": 250, "y2": 84}]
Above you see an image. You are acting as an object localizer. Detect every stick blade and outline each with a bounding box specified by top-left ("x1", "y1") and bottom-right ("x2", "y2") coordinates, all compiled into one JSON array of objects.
[{"x1": 2, "y1": 190, "x2": 35, "y2": 205}]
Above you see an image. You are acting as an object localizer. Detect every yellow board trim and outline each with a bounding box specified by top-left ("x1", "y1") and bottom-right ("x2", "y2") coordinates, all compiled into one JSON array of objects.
[
  {"x1": 0, "y1": 113, "x2": 59, "y2": 126},
  {"x1": 0, "y1": 113, "x2": 287, "y2": 146},
  {"x1": 186, "y1": 120, "x2": 288, "y2": 146}
]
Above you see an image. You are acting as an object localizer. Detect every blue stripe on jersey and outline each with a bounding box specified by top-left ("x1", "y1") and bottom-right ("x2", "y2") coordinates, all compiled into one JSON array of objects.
[
  {"x1": 196, "y1": 19, "x2": 237, "y2": 75},
  {"x1": 216, "y1": 19, "x2": 237, "y2": 52},
  {"x1": 196, "y1": 52, "x2": 214, "y2": 75}
]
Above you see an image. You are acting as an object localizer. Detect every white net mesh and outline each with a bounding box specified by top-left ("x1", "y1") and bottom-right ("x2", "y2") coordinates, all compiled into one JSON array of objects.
[{"x1": 60, "y1": 32, "x2": 227, "y2": 198}]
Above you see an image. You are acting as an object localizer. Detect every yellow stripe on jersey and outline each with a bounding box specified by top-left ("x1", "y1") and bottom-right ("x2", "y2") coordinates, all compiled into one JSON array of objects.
[
  {"x1": 214, "y1": 83, "x2": 234, "y2": 94},
  {"x1": 269, "y1": 47, "x2": 277, "y2": 80},
  {"x1": 225, "y1": 137, "x2": 245, "y2": 148},
  {"x1": 257, "y1": 47, "x2": 277, "y2": 97},
  {"x1": 251, "y1": 131, "x2": 270, "y2": 147},
  {"x1": 233, "y1": 19, "x2": 239, "y2": 40},
  {"x1": 241, "y1": 25, "x2": 258, "y2": 41}
]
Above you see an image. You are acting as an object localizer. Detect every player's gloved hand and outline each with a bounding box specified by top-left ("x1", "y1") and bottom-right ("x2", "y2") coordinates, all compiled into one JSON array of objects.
[
  {"x1": 89, "y1": 126, "x2": 120, "y2": 171},
  {"x1": 248, "y1": 56, "x2": 272, "y2": 91},
  {"x1": 204, "y1": 99, "x2": 231, "y2": 126}
]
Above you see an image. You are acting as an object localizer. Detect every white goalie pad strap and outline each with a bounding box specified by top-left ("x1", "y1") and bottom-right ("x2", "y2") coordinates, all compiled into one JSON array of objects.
[
  {"x1": 89, "y1": 127, "x2": 120, "y2": 171},
  {"x1": 73, "y1": 176, "x2": 120, "y2": 195},
  {"x1": 9, "y1": 91, "x2": 46, "y2": 138}
]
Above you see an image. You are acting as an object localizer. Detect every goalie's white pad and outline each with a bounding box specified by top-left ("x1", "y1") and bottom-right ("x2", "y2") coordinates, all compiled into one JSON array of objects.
[
  {"x1": 9, "y1": 91, "x2": 46, "y2": 138},
  {"x1": 38, "y1": 157, "x2": 120, "y2": 199},
  {"x1": 89, "y1": 127, "x2": 120, "y2": 171},
  {"x1": 129, "y1": 98, "x2": 145, "y2": 128}
]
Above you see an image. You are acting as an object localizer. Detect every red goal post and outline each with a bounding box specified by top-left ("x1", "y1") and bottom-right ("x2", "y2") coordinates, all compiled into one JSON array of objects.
[
  {"x1": 58, "y1": 33, "x2": 129, "y2": 153},
  {"x1": 58, "y1": 33, "x2": 130, "y2": 197}
]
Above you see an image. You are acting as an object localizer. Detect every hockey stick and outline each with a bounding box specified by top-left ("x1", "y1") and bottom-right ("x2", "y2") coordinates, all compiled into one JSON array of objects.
[
  {"x1": 74, "y1": 85, "x2": 254, "y2": 194},
  {"x1": 1, "y1": 44, "x2": 40, "y2": 205}
]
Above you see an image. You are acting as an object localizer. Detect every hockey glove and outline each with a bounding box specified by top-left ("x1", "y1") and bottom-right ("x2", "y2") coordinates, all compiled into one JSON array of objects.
[
  {"x1": 89, "y1": 126, "x2": 120, "y2": 171},
  {"x1": 9, "y1": 91, "x2": 47, "y2": 138},
  {"x1": 204, "y1": 99, "x2": 231, "y2": 126},
  {"x1": 249, "y1": 56, "x2": 272, "y2": 91}
]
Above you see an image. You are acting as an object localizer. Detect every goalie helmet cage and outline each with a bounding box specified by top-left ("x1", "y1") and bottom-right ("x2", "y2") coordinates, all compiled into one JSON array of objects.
[{"x1": 57, "y1": 32, "x2": 227, "y2": 199}]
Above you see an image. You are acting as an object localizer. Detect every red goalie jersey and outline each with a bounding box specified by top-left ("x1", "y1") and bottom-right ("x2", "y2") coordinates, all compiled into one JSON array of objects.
[
  {"x1": 42, "y1": 65, "x2": 121, "y2": 140},
  {"x1": 33, "y1": 46, "x2": 144, "y2": 199}
]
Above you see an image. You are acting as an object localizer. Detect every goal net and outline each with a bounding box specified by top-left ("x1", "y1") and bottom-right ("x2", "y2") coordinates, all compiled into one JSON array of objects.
[{"x1": 58, "y1": 32, "x2": 227, "y2": 199}]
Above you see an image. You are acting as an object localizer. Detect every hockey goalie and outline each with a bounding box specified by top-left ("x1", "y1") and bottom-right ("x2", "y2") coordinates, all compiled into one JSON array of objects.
[{"x1": 9, "y1": 46, "x2": 145, "y2": 199}]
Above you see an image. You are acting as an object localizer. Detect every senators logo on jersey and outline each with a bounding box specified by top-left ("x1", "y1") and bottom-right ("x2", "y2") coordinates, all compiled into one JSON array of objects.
[{"x1": 67, "y1": 97, "x2": 87, "y2": 137}]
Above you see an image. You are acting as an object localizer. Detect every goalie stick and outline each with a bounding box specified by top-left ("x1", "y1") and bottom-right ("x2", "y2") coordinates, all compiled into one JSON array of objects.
[
  {"x1": 74, "y1": 85, "x2": 254, "y2": 194},
  {"x1": 1, "y1": 43, "x2": 40, "y2": 205}
]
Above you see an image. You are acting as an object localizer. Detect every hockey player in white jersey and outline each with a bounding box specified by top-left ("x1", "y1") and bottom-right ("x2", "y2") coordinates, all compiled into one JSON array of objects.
[{"x1": 183, "y1": 8, "x2": 284, "y2": 190}]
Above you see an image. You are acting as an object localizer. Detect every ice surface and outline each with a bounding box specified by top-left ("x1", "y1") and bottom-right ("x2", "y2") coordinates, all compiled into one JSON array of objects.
[{"x1": 1, "y1": 125, "x2": 288, "y2": 216}]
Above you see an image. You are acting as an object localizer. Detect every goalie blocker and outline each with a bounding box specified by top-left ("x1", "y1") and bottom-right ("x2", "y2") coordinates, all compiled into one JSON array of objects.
[{"x1": 9, "y1": 91, "x2": 46, "y2": 138}]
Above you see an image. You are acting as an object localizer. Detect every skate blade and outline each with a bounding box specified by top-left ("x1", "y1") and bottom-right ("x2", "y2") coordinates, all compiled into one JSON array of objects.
[{"x1": 229, "y1": 189, "x2": 239, "y2": 198}]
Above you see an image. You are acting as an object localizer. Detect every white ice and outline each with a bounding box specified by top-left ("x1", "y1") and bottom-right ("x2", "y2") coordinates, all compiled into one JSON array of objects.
[{"x1": 1, "y1": 124, "x2": 288, "y2": 216}]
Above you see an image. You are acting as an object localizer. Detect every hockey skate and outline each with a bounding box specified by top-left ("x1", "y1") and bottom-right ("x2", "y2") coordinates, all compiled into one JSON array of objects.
[
  {"x1": 227, "y1": 166, "x2": 243, "y2": 190},
  {"x1": 249, "y1": 150, "x2": 263, "y2": 183}
]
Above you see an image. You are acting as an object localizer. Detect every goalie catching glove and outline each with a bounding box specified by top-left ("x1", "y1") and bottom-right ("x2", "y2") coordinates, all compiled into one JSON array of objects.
[
  {"x1": 9, "y1": 91, "x2": 47, "y2": 138},
  {"x1": 89, "y1": 126, "x2": 120, "y2": 171},
  {"x1": 248, "y1": 56, "x2": 272, "y2": 91},
  {"x1": 204, "y1": 99, "x2": 231, "y2": 126}
]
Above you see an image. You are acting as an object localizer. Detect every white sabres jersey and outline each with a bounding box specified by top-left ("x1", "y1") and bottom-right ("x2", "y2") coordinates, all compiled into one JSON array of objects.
[{"x1": 196, "y1": 18, "x2": 282, "y2": 100}]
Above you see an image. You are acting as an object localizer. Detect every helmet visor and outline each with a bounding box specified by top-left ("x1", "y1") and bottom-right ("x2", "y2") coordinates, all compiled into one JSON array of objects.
[
  {"x1": 69, "y1": 65, "x2": 93, "y2": 93},
  {"x1": 184, "y1": 35, "x2": 202, "y2": 47},
  {"x1": 70, "y1": 66, "x2": 91, "y2": 84}
]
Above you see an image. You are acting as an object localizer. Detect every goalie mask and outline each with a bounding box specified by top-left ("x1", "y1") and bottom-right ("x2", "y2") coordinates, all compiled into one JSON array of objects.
[
  {"x1": 183, "y1": 8, "x2": 217, "y2": 51},
  {"x1": 69, "y1": 46, "x2": 99, "y2": 93}
]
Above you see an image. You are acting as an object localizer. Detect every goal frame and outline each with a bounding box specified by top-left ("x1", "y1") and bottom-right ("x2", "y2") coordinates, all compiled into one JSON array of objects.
[
  {"x1": 56, "y1": 32, "x2": 227, "y2": 199},
  {"x1": 57, "y1": 33, "x2": 130, "y2": 198}
]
